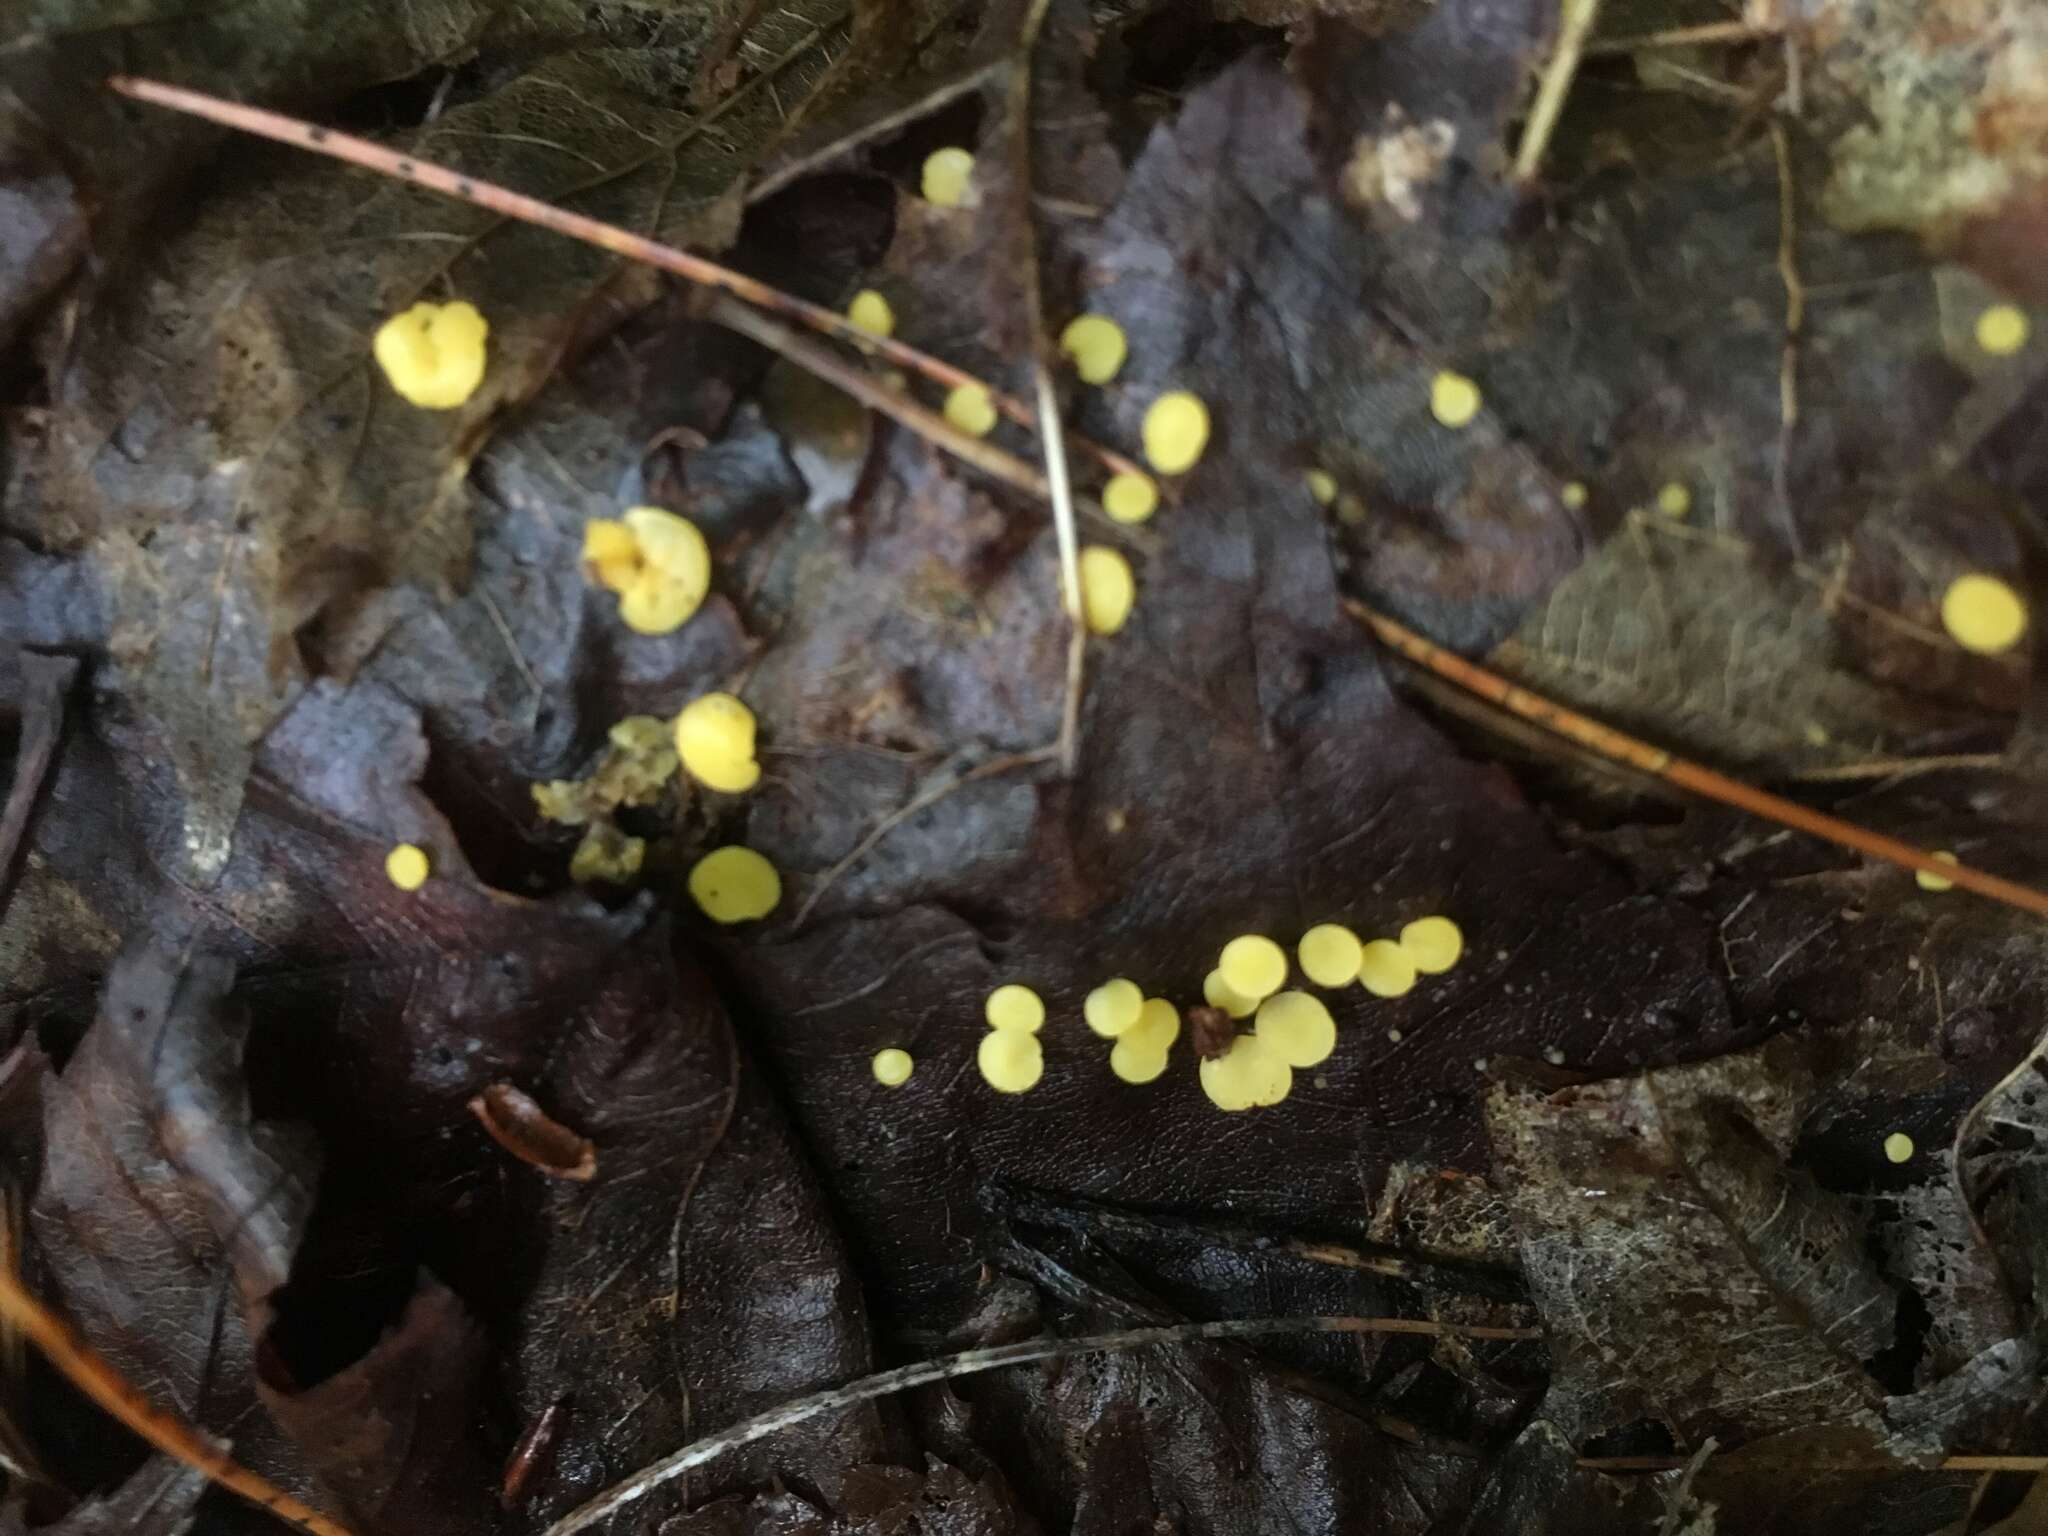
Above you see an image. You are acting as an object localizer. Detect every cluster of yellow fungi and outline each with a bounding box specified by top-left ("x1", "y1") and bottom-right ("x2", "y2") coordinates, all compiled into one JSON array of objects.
[
  {"x1": 1084, "y1": 979, "x2": 1184, "y2": 1085},
  {"x1": 979, "y1": 983, "x2": 1047, "y2": 1093}
]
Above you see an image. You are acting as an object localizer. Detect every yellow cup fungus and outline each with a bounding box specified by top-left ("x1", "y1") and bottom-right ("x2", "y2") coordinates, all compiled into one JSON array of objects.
[
  {"x1": 1305, "y1": 469, "x2": 1337, "y2": 507},
  {"x1": 978, "y1": 1029, "x2": 1044, "y2": 1093},
  {"x1": 1883, "y1": 1131, "x2": 1915, "y2": 1163},
  {"x1": 372, "y1": 300, "x2": 488, "y2": 410},
  {"x1": 1110, "y1": 998, "x2": 1180, "y2": 1084},
  {"x1": 1217, "y1": 935, "x2": 1287, "y2": 1001},
  {"x1": 1142, "y1": 391, "x2": 1211, "y2": 475},
  {"x1": 1084, "y1": 977, "x2": 1145, "y2": 1037},
  {"x1": 1255, "y1": 990, "x2": 1336, "y2": 1068},
  {"x1": 1398, "y1": 915, "x2": 1463, "y2": 974},
  {"x1": 583, "y1": 508, "x2": 712, "y2": 636},
  {"x1": 1975, "y1": 303, "x2": 2029, "y2": 357},
  {"x1": 872, "y1": 1048, "x2": 915, "y2": 1087},
  {"x1": 1940, "y1": 573, "x2": 2028, "y2": 655},
  {"x1": 1058, "y1": 315, "x2": 1128, "y2": 384},
  {"x1": 921, "y1": 146, "x2": 976, "y2": 207},
  {"x1": 1110, "y1": 1039, "x2": 1170, "y2": 1083},
  {"x1": 847, "y1": 289, "x2": 894, "y2": 338},
  {"x1": 1357, "y1": 938, "x2": 1418, "y2": 998},
  {"x1": 1561, "y1": 481, "x2": 1589, "y2": 509},
  {"x1": 1203, "y1": 968, "x2": 1256, "y2": 1020},
  {"x1": 944, "y1": 382, "x2": 998, "y2": 437},
  {"x1": 674, "y1": 692, "x2": 762, "y2": 793},
  {"x1": 1656, "y1": 482, "x2": 1692, "y2": 517},
  {"x1": 985, "y1": 984, "x2": 1046, "y2": 1032},
  {"x1": 688, "y1": 845, "x2": 781, "y2": 924},
  {"x1": 1079, "y1": 546, "x2": 1136, "y2": 635},
  {"x1": 1298, "y1": 923, "x2": 1363, "y2": 988},
  {"x1": 582, "y1": 519, "x2": 642, "y2": 591},
  {"x1": 1199, "y1": 1033, "x2": 1292, "y2": 1111},
  {"x1": 1916, "y1": 850, "x2": 1959, "y2": 893},
  {"x1": 1429, "y1": 370, "x2": 1481, "y2": 428},
  {"x1": 1102, "y1": 472, "x2": 1159, "y2": 524},
  {"x1": 385, "y1": 843, "x2": 430, "y2": 891}
]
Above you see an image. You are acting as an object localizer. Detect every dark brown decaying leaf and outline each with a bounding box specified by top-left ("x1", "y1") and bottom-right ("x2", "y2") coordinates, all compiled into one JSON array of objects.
[
  {"x1": 0, "y1": 1455, "x2": 206, "y2": 1536},
  {"x1": 467, "y1": 1084, "x2": 598, "y2": 1182}
]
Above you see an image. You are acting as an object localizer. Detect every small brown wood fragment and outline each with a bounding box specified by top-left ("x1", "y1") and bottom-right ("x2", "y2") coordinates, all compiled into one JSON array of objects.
[{"x1": 468, "y1": 1084, "x2": 597, "y2": 1181}]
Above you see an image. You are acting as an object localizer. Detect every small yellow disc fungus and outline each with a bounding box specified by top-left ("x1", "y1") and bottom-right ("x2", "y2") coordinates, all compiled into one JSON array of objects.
[
  {"x1": 615, "y1": 507, "x2": 712, "y2": 636},
  {"x1": 1916, "y1": 850, "x2": 1959, "y2": 893},
  {"x1": 1102, "y1": 472, "x2": 1159, "y2": 525},
  {"x1": 1429, "y1": 370, "x2": 1481, "y2": 429},
  {"x1": 385, "y1": 843, "x2": 430, "y2": 891},
  {"x1": 1305, "y1": 469, "x2": 1338, "y2": 507},
  {"x1": 1058, "y1": 315, "x2": 1128, "y2": 384},
  {"x1": 1976, "y1": 303, "x2": 2029, "y2": 357},
  {"x1": 1109, "y1": 1038, "x2": 1170, "y2": 1084},
  {"x1": 1198, "y1": 1033, "x2": 1292, "y2": 1112},
  {"x1": 921, "y1": 146, "x2": 976, "y2": 207},
  {"x1": 872, "y1": 1048, "x2": 915, "y2": 1087},
  {"x1": 582, "y1": 519, "x2": 642, "y2": 592},
  {"x1": 1203, "y1": 968, "x2": 1256, "y2": 1020},
  {"x1": 847, "y1": 289, "x2": 894, "y2": 338},
  {"x1": 1255, "y1": 990, "x2": 1336, "y2": 1068},
  {"x1": 1084, "y1": 977, "x2": 1145, "y2": 1037},
  {"x1": 688, "y1": 845, "x2": 781, "y2": 924},
  {"x1": 1218, "y1": 935, "x2": 1287, "y2": 1001},
  {"x1": 1357, "y1": 938, "x2": 1418, "y2": 998},
  {"x1": 1079, "y1": 546, "x2": 1136, "y2": 636},
  {"x1": 373, "y1": 300, "x2": 489, "y2": 410},
  {"x1": 984, "y1": 984, "x2": 1045, "y2": 1033},
  {"x1": 1561, "y1": 481, "x2": 1588, "y2": 509},
  {"x1": 569, "y1": 825, "x2": 645, "y2": 885},
  {"x1": 1142, "y1": 391, "x2": 1211, "y2": 475},
  {"x1": 1940, "y1": 573, "x2": 2028, "y2": 655},
  {"x1": 944, "y1": 382, "x2": 998, "y2": 437},
  {"x1": 1298, "y1": 923, "x2": 1363, "y2": 988},
  {"x1": 1656, "y1": 482, "x2": 1692, "y2": 517},
  {"x1": 977, "y1": 1029, "x2": 1044, "y2": 1094},
  {"x1": 1884, "y1": 1131, "x2": 1915, "y2": 1163},
  {"x1": 674, "y1": 692, "x2": 762, "y2": 794},
  {"x1": 1128, "y1": 997, "x2": 1180, "y2": 1053},
  {"x1": 1398, "y1": 915, "x2": 1463, "y2": 974}
]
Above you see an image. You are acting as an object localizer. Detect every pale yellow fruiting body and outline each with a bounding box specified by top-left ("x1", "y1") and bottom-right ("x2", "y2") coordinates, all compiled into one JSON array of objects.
[
  {"x1": 1084, "y1": 977, "x2": 1145, "y2": 1037},
  {"x1": 921, "y1": 147, "x2": 976, "y2": 207},
  {"x1": 1976, "y1": 304, "x2": 2028, "y2": 356},
  {"x1": 1110, "y1": 998, "x2": 1177, "y2": 1080},
  {"x1": 1203, "y1": 968, "x2": 1256, "y2": 1020},
  {"x1": 1059, "y1": 315, "x2": 1128, "y2": 384},
  {"x1": 1398, "y1": 915, "x2": 1463, "y2": 974},
  {"x1": 385, "y1": 843, "x2": 430, "y2": 891},
  {"x1": 1255, "y1": 990, "x2": 1336, "y2": 1068},
  {"x1": 1102, "y1": 472, "x2": 1159, "y2": 524},
  {"x1": 1561, "y1": 481, "x2": 1588, "y2": 509},
  {"x1": 1218, "y1": 935, "x2": 1287, "y2": 1001},
  {"x1": 1305, "y1": 469, "x2": 1338, "y2": 506},
  {"x1": 872, "y1": 1048, "x2": 915, "y2": 1087},
  {"x1": 1298, "y1": 924, "x2": 1362, "y2": 988},
  {"x1": 847, "y1": 289, "x2": 894, "y2": 338},
  {"x1": 1110, "y1": 1039, "x2": 1170, "y2": 1083},
  {"x1": 675, "y1": 692, "x2": 762, "y2": 794},
  {"x1": 373, "y1": 300, "x2": 489, "y2": 409},
  {"x1": 978, "y1": 1029, "x2": 1044, "y2": 1093},
  {"x1": 1916, "y1": 850, "x2": 1959, "y2": 893},
  {"x1": 944, "y1": 383, "x2": 998, "y2": 437},
  {"x1": 1357, "y1": 938, "x2": 1418, "y2": 997},
  {"x1": 688, "y1": 845, "x2": 781, "y2": 923},
  {"x1": 985, "y1": 984, "x2": 1046, "y2": 1033},
  {"x1": 597, "y1": 507, "x2": 711, "y2": 636},
  {"x1": 1940, "y1": 574, "x2": 2028, "y2": 655},
  {"x1": 1199, "y1": 1033, "x2": 1292, "y2": 1111},
  {"x1": 582, "y1": 520, "x2": 642, "y2": 591},
  {"x1": 1079, "y1": 546, "x2": 1135, "y2": 635},
  {"x1": 1429, "y1": 370, "x2": 1480, "y2": 428},
  {"x1": 569, "y1": 826, "x2": 645, "y2": 884},
  {"x1": 1142, "y1": 391, "x2": 1210, "y2": 474},
  {"x1": 1883, "y1": 1131, "x2": 1915, "y2": 1163},
  {"x1": 1656, "y1": 482, "x2": 1692, "y2": 517}
]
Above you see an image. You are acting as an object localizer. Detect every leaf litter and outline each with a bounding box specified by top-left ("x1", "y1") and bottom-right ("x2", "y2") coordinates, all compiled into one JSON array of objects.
[{"x1": 2, "y1": 0, "x2": 2048, "y2": 1532}]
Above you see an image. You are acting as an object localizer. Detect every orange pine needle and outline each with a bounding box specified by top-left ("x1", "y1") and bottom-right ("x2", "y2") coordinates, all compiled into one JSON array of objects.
[
  {"x1": 0, "y1": 1269, "x2": 357, "y2": 1536},
  {"x1": 1350, "y1": 601, "x2": 2048, "y2": 920},
  {"x1": 102, "y1": 76, "x2": 1148, "y2": 485}
]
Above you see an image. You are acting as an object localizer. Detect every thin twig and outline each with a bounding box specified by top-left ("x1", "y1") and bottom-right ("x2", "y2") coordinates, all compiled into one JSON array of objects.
[
  {"x1": 0, "y1": 1270, "x2": 357, "y2": 1536},
  {"x1": 1349, "y1": 601, "x2": 2048, "y2": 919},
  {"x1": 1037, "y1": 365, "x2": 1088, "y2": 775},
  {"x1": 0, "y1": 653, "x2": 77, "y2": 920},
  {"x1": 541, "y1": 1312, "x2": 1543, "y2": 1536},
  {"x1": 746, "y1": 61, "x2": 1004, "y2": 205},
  {"x1": 1584, "y1": 19, "x2": 1779, "y2": 55},
  {"x1": 1769, "y1": 119, "x2": 1805, "y2": 555},
  {"x1": 1512, "y1": 0, "x2": 1605, "y2": 185},
  {"x1": 1788, "y1": 754, "x2": 2005, "y2": 783},
  {"x1": 1583, "y1": 1453, "x2": 2048, "y2": 1474},
  {"x1": 102, "y1": 76, "x2": 1147, "y2": 485},
  {"x1": 1657, "y1": 1436, "x2": 1718, "y2": 1536}
]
